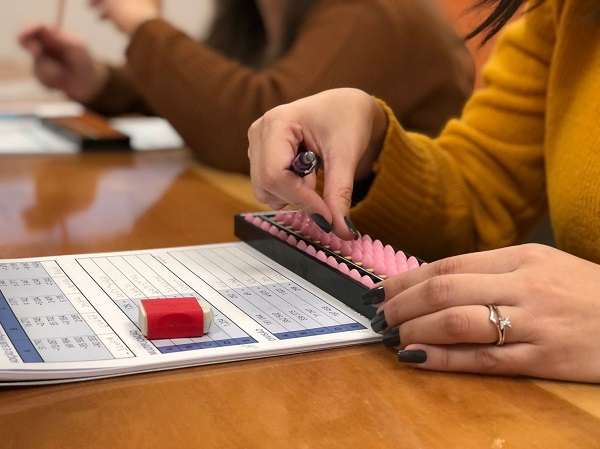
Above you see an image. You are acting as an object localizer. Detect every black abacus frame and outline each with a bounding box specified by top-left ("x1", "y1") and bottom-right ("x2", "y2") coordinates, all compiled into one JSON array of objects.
[{"x1": 234, "y1": 212, "x2": 383, "y2": 319}]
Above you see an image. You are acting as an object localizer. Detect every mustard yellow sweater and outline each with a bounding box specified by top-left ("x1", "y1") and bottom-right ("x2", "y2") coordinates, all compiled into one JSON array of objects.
[{"x1": 352, "y1": 0, "x2": 600, "y2": 263}]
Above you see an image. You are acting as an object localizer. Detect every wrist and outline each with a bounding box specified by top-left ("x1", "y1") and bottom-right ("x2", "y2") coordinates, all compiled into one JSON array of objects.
[
  {"x1": 70, "y1": 62, "x2": 109, "y2": 103},
  {"x1": 355, "y1": 97, "x2": 388, "y2": 181},
  {"x1": 122, "y1": 12, "x2": 160, "y2": 36}
]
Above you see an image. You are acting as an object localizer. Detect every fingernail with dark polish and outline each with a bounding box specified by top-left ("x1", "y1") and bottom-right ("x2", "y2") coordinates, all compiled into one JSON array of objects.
[
  {"x1": 310, "y1": 214, "x2": 332, "y2": 233},
  {"x1": 383, "y1": 328, "x2": 400, "y2": 347},
  {"x1": 397, "y1": 350, "x2": 427, "y2": 364},
  {"x1": 370, "y1": 311, "x2": 388, "y2": 333},
  {"x1": 361, "y1": 285, "x2": 385, "y2": 305},
  {"x1": 344, "y1": 216, "x2": 359, "y2": 240}
]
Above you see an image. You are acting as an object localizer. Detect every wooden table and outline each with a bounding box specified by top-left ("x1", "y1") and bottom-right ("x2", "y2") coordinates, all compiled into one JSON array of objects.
[
  {"x1": 0, "y1": 148, "x2": 599, "y2": 449},
  {"x1": 0, "y1": 64, "x2": 599, "y2": 449}
]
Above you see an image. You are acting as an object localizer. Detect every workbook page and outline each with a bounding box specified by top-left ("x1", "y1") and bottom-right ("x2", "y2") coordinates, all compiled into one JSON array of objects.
[{"x1": 0, "y1": 242, "x2": 379, "y2": 385}]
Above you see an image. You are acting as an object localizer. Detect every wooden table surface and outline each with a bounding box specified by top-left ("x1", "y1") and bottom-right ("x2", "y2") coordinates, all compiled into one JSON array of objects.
[
  {"x1": 1, "y1": 65, "x2": 600, "y2": 447},
  {"x1": 0, "y1": 149, "x2": 599, "y2": 449}
]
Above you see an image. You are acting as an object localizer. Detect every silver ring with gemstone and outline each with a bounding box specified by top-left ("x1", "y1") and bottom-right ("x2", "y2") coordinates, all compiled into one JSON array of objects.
[{"x1": 487, "y1": 304, "x2": 511, "y2": 346}]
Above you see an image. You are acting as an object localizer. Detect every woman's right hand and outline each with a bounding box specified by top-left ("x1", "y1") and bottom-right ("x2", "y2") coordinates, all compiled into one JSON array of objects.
[
  {"x1": 247, "y1": 88, "x2": 388, "y2": 240},
  {"x1": 18, "y1": 24, "x2": 108, "y2": 103}
]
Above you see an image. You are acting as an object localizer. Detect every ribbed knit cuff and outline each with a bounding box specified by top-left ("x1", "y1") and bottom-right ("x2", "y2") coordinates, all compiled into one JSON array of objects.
[{"x1": 350, "y1": 99, "x2": 461, "y2": 260}]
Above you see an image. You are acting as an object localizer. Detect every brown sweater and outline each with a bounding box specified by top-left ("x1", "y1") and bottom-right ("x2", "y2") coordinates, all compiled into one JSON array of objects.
[{"x1": 87, "y1": 0, "x2": 474, "y2": 174}]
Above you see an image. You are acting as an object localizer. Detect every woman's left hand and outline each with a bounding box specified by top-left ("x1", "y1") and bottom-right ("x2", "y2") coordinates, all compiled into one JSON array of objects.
[
  {"x1": 367, "y1": 243, "x2": 600, "y2": 382},
  {"x1": 88, "y1": 0, "x2": 161, "y2": 36}
]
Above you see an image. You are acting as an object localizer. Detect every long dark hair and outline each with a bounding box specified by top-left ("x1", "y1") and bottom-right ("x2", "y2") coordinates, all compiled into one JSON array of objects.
[
  {"x1": 205, "y1": 0, "x2": 317, "y2": 69},
  {"x1": 467, "y1": 0, "x2": 543, "y2": 44}
]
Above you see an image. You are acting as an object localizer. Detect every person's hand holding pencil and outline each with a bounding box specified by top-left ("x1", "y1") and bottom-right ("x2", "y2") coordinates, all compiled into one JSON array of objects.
[
  {"x1": 55, "y1": 0, "x2": 66, "y2": 30},
  {"x1": 18, "y1": 21, "x2": 109, "y2": 103}
]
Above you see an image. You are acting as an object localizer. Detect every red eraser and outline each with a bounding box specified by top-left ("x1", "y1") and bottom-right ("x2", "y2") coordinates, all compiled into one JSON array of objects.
[{"x1": 138, "y1": 297, "x2": 213, "y2": 340}]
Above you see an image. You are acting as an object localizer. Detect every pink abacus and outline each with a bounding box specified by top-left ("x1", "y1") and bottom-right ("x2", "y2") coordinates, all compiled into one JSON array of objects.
[{"x1": 239, "y1": 210, "x2": 423, "y2": 288}]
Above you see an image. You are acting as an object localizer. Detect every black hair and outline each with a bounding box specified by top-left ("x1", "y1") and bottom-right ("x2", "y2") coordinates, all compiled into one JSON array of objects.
[
  {"x1": 205, "y1": 0, "x2": 317, "y2": 69},
  {"x1": 466, "y1": 0, "x2": 544, "y2": 45}
]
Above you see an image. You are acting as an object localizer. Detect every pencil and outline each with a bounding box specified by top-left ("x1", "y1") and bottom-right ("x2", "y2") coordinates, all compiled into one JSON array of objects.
[
  {"x1": 290, "y1": 150, "x2": 319, "y2": 177},
  {"x1": 55, "y1": 0, "x2": 66, "y2": 29}
]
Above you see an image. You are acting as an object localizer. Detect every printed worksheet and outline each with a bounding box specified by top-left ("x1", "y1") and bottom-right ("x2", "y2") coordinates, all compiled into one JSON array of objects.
[{"x1": 0, "y1": 242, "x2": 380, "y2": 385}]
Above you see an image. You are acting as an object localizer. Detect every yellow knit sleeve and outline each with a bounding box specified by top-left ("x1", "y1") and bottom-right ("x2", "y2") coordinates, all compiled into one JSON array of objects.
[{"x1": 350, "y1": 2, "x2": 555, "y2": 262}]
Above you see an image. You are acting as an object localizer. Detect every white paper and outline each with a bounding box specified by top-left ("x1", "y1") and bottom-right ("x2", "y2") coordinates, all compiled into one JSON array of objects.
[
  {"x1": 0, "y1": 101, "x2": 183, "y2": 154},
  {"x1": 0, "y1": 242, "x2": 380, "y2": 385},
  {"x1": 110, "y1": 116, "x2": 184, "y2": 151},
  {"x1": 0, "y1": 118, "x2": 78, "y2": 154}
]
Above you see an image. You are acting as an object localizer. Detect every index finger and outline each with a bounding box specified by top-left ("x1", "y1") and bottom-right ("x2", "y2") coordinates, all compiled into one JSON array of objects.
[
  {"x1": 380, "y1": 245, "x2": 525, "y2": 298},
  {"x1": 18, "y1": 23, "x2": 45, "y2": 50},
  {"x1": 248, "y1": 115, "x2": 332, "y2": 221}
]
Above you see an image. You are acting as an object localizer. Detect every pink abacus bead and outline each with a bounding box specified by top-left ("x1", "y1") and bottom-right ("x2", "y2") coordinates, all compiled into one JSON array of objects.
[
  {"x1": 383, "y1": 244, "x2": 396, "y2": 258},
  {"x1": 283, "y1": 212, "x2": 295, "y2": 226},
  {"x1": 350, "y1": 248, "x2": 363, "y2": 263},
  {"x1": 319, "y1": 232, "x2": 331, "y2": 246},
  {"x1": 338, "y1": 263, "x2": 350, "y2": 275},
  {"x1": 327, "y1": 256, "x2": 338, "y2": 268},
  {"x1": 374, "y1": 258, "x2": 387, "y2": 277},
  {"x1": 297, "y1": 240, "x2": 308, "y2": 251},
  {"x1": 300, "y1": 220, "x2": 313, "y2": 237},
  {"x1": 274, "y1": 210, "x2": 287, "y2": 222},
  {"x1": 340, "y1": 241, "x2": 353, "y2": 257},
  {"x1": 291, "y1": 215, "x2": 303, "y2": 231},
  {"x1": 361, "y1": 275, "x2": 375, "y2": 288},
  {"x1": 385, "y1": 265, "x2": 398, "y2": 278},
  {"x1": 384, "y1": 253, "x2": 396, "y2": 266},
  {"x1": 349, "y1": 269, "x2": 362, "y2": 281},
  {"x1": 361, "y1": 240, "x2": 373, "y2": 255},
  {"x1": 395, "y1": 250, "x2": 407, "y2": 264},
  {"x1": 305, "y1": 245, "x2": 317, "y2": 257},
  {"x1": 407, "y1": 256, "x2": 420, "y2": 270},
  {"x1": 277, "y1": 230, "x2": 288, "y2": 240},
  {"x1": 329, "y1": 235, "x2": 342, "y2": 252},
  {"x1": 361, "y1": 253, "x2": 374, "y2": 270},
  {"x1": 309, "y1": 225, "x2": 322, "y2": 242},
  {"x1": 396, "y1": 261, "x2": 408, "y2": 273},
  {"x1": 286, "y1": 235, "x2": 297, "y2": 245},
  {"x1": 269, "y1": 225, "x2": 279, "y2": 236},
  {"x1": 316, "y1": 250, "x2": 327, "y2": 262}
]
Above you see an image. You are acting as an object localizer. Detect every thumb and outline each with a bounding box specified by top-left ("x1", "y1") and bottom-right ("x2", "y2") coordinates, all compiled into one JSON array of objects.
[
  {"x1": 36, "y1": 26, "x2": 83, "y2": 59},
  {"x1": 18, "y1": 23, "x2": 46, "y2": 56}
]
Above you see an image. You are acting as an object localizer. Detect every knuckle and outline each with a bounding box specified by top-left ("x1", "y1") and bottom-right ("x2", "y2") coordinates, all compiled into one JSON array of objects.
[
  {"x1": 252, "y1": 189, "x2": 269, "y2": 204},
  {"x1": 337, "y1": 186, "x2": 353, "y2": 209},
  {"x1": 516, "y1": 243, "x2": 552, "y2": 264},
  {"x1": 247, "y1": 118, "x2": 261, "y2": 140},
  {"x1": 383, "y1": 277, "x2": 408, "y2": 298},
  {"x1": 433, "y1": 256, "x2": 462, "y2": 277},
  {"x1": 474, "y1": 348, "x2": 501, "y2": 371},
  {"x1": 423, "y1": 276, "x2": 454, "y2": 309},
  {"x1": 436, "y1": 349, "x2": 452, "y2": 370},
  {"x1": 384, "y1": 299, "x2": 402, "y2": 325},
  {"x1": 323, "y1": 186, "x2": 353, "y2": 211},
  {"x1": 261, "y1": 105, "x2": 286, "y2": 126},
  {"x1": 442, "y1": 310, "x2": 471, "y2": 341},
  {"x1": 399, "y1": 323, "x2": 415, "y2": 346},
  {"x1": 260, "y1": 171, "x2": 281, "y2": 193}
]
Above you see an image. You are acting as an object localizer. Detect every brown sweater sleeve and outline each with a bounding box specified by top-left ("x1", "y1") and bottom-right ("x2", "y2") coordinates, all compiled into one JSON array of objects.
[
  {"x1": 83, "y1": 66, "x2": 153, "y2": 116},
  {"x1": 122, "y1": 0, "x2": 473, "y2": 174}
]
